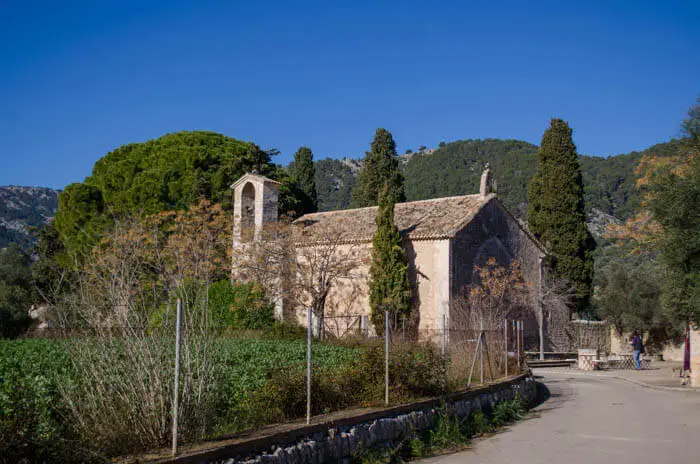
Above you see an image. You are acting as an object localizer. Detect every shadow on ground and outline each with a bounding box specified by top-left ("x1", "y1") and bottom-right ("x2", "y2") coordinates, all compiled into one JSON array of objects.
[{"x1": 531, "y1": 378, "x2": 551, "y2": 409}]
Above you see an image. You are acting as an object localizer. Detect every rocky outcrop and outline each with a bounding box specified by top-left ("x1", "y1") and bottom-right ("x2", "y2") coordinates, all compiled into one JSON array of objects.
[
  {"x1": 0, "y1": 186, "x2": 59, "y2": 250},
  {"x1": 586, "y1": 208, "x2": 623, "y2": 241}
]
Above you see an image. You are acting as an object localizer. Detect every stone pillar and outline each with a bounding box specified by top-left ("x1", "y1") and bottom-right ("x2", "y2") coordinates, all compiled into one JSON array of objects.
[
  {"x1": 578, "y1": 348, "x2": 597, "y2": 371},
  {"x1": 691, "y1": 329, "x2": 700, "y2": 387},
  {"x1": 537, "y1": 256, "x2": 545, "y2": 360}
]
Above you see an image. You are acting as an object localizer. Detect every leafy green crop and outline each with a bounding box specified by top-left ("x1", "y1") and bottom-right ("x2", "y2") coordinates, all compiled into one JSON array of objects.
[
  {"x1": 0, "y1": 337, "x2": 360, "y2": 460},
  {"x1": 0, "y1": 339, "x2": 74, "y2": 462},
  {"x1": 213, "y1": 338, "x2": 359, "y2": 407}
]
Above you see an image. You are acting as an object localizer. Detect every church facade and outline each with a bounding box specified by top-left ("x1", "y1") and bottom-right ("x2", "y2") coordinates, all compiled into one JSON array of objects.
[{"x1": 230, "y1": 170, "x2": 566, "y2": 351}]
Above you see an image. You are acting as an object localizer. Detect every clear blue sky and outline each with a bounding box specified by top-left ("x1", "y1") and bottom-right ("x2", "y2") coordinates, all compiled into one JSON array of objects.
[{"x1": 1, "y1": 0, "x2": 698, "y2": 189}]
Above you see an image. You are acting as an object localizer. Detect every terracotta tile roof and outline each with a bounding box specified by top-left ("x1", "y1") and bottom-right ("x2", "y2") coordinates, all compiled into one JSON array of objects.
[{"x1": 294, "y1": 194, "x2": 495, "y2": 242}]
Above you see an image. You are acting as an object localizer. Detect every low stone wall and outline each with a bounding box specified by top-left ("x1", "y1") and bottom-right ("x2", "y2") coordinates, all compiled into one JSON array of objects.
[{"x1": 161, "y1": 374, "x2": 536, "y2": 464}]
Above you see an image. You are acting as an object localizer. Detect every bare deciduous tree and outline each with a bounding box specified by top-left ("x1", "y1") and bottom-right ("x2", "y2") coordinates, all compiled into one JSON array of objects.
[
  {"x1": 290, "y1": 227, "x2": 366, "y2": 338},
  {"x1": 56, "y1": 202, "x2": 229, "y2": 455},
  {"x1": 536, "y1": 271, "x2": 577, "y2": 357},
  {"x1": 452, "y1": 258, "x2": 531, "y2": 332},
  {"x1": 232, "y1": 223, "x2": 366, "y2": 338}
]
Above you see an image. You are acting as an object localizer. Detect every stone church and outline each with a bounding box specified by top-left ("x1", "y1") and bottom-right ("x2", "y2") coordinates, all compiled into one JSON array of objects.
[{"x1": 231, "y1": 169, "x2": 564, "y2": 351}]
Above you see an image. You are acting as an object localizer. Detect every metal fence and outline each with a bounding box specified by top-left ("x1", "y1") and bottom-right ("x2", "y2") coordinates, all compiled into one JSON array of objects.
[
  {"x1": 28, "y1": 304, "x2": 527, "y2": 458},
  {"x1": 319, "y1": 312, "x2": 527, "y2": 407}
]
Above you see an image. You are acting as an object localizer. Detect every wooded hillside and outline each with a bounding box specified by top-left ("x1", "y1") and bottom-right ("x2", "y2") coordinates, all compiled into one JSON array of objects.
[
  {"x1": 315, "y1": 138, "x2": 682, "y2": 220},
  {"x1": 2, "y1": 134, "x2": 681, "y2": 255}
]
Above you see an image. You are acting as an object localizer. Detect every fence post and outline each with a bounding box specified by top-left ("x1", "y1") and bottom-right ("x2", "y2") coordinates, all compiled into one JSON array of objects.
[
  {"x1": 306, "y1": 307, "x2": 312, "y2": 424},
  {"x1": 467, "y1": 327, "x2": 481, "y2": 387},
  {"x1": 479, "y1": 317, "x2": 484, "y2": 385},
  {"x1": 521, "y1": 320, "x2": 525, "y2": 365},
  {"x1": 516, "y1": 320, "x2": 521, "y2": 370},
  {"x1": 171, "y1": 298, "x2": 182, "y2": 457},
  {"x1": 385, "y1": 309, "x2": 390, "y2": 406},
  {"x1": 510, "y1": 319, "x2": 520, "y2": 366},
  {"x1": 504, "y1": 319, "x2": 508, "y2": 378},
  {"x1": 441, "y1": 313, "x2": 447, "y2": 395}
]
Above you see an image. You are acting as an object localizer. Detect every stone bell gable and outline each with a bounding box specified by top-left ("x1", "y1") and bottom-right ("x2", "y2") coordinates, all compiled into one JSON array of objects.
[{"x1": 231, "y1": 173, "x2": 280, "y2": 245}]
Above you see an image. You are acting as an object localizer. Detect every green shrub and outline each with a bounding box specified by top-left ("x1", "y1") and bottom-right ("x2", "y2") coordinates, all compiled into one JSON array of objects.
[
  {"x1": 466, "y1": 409, "x2": 493, "y2": 436},
  {"x1": 208, "y1": 280, "x2": 275, "y2": 330},
  {"x1": 389, "y1": 341, "x2": 443, "y2": 399},
  {"x1": 403, "y1": 436, "x2": 427, "y2": 459},
  {"x1": 333, "y1": 340, "x2": 443, "y2": 406},
  {"x1": 220, "y1": 340, "x2": 444, "y2": 432},
  {"x1": 428, "y1": 411, "x2": 465, "y2": 449},
  {"x1": 353, "y1": 446, "x2": 396, "y2": 464},
  {"x1": 150, "y1": 280, "x2": 276, "y2": 331},
  {"x1": 491, "y1": 395, "x2": 526, "y2": 427},
  {"x1": 239, "y1": 365, "x2": 350, "y2": 428},
  {"x1": 0, "y1": 245, "x2": 33, "y2": 338}
]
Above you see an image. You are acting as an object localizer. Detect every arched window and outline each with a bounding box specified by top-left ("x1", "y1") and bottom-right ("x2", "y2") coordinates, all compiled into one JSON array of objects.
[{"x1": 241, "y1": 182, "x2": 256, "y2": 239}]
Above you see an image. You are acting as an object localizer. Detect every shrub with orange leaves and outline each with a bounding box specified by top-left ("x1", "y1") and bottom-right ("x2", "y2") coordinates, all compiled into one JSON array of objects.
[
  {"x1": 453, "y1": 258, "x2": 531, "y2": 332},
  {"x1": 605, "y1": 152, "x2": 694, "y2": 252}
]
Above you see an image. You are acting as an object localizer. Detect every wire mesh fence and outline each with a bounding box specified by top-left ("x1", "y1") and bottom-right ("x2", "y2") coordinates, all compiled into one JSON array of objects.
[
  {"x1": 320, "y1": 312, "x2": 527, "y2": 398},
  {"x1": 20, "y1": 308, "x2": 529, "y2": 457}
]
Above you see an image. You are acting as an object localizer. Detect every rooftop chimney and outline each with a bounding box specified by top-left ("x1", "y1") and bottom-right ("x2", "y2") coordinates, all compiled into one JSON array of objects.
[{"x1": 480, "y1": 164, "x2": 492, "y2": 197}]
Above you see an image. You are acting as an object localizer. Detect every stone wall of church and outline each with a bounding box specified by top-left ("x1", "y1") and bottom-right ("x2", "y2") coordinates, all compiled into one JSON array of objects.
[
  {"x1": 450, "y1": 199, "x2": 544, "y2": 297},
  {"x1": 291, "y1": 239, "x2": 451, "y2": 338},
  {"x1": 285, "y1": 198, "x2": 570, "y2": 352},
  {"x1": 449, "y1": 199, "x2": 566, "y2": 352},
  {"x1": 406, "y1": 239, "x2": 450, "y2": 333},
  {"x1": 291, "y1": 243, "x2": 371, "y2": 331}
]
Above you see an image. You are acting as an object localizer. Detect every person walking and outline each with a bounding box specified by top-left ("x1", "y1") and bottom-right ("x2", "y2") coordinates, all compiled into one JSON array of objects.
[
  {"x1": 682, "y1": 325, "x2": 691, "y2": 385},
  {"x1": 631, "y1": 330, "x2": 644, "y2": 370}
]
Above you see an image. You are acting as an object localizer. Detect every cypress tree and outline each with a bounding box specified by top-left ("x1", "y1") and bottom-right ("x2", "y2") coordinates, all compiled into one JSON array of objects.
[
  {"x1": 351, "y1": 128, "x2": 405, "y2": 208},
  {"x1": 527, "y1": 119, "x2": 594, "y2": 310},
  {"x1": 369, "y1": 184, "x2": 412, "y2": 332},
  {"x1": 290, "y1": 146, "x2": 318, "y2": 214}
]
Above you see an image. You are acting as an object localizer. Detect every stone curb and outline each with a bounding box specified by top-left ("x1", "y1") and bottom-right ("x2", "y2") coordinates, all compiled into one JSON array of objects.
[
  {"x1": 611, "y1": 374, "x2": 699, "y2": 393},
  {"x1": 144, "y1": 374, "x2": 536, "y2": 464}
]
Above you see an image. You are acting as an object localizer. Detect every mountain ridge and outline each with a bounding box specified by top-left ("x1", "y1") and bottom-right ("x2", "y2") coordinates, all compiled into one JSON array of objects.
[
  {"x1": 0, "y1": 136, "x2": 681, "y2": 250},
  {"x1": 0, "y1": 186, "x2": 60, "y2": 251}
]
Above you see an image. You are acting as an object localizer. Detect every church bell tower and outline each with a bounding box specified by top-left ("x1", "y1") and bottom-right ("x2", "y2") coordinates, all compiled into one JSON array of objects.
[{"x1": 231, "y1": 173, "x2": 280, "y2": 246}]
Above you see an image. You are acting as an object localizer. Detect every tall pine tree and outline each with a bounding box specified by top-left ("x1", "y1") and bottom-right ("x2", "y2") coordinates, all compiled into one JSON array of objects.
[
  {"x1": 290, "y1": 146, "x2": 318, "y2": 214},
  {"x1": 351, "y1": 128, "x2": 405, "y2": 207},
  {"x1": 369, "y1": 184, "x2": 412, "y2": 332},
  {"x1": 527, "y1": 119, "x2": 594, "y2": 311}
]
